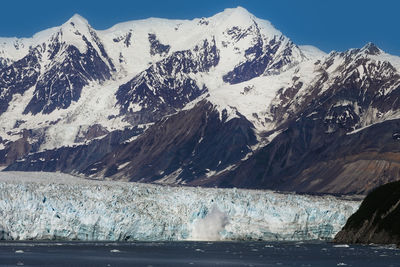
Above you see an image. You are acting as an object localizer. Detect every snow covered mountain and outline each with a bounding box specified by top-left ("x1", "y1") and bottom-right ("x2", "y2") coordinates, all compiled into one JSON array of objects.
[{"x1": 1, "y1": 7, "x2": 400, "y2": 194}]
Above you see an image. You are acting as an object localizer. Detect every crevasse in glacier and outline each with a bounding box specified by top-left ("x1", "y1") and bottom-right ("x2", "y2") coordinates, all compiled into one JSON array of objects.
[{"x1": 0, "y1": 172, "x2": 361, "y2": 241}]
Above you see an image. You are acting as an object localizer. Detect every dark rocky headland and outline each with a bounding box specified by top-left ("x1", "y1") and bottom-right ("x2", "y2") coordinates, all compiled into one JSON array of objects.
[{"x1": 334, "y1": 180, "x2": 400, "y2": 245}]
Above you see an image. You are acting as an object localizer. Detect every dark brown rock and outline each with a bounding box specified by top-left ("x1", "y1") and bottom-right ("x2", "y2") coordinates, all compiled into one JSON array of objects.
[
  {"x1": 82, "y1": 100, "x2": 257, "y2": 184},
  {"x1": 334, "y1": 181, "x2": 400, "y2": 245}
]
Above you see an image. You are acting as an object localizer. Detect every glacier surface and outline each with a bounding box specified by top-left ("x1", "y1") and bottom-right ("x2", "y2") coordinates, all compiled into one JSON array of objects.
[{"x1": 0, "y1": 172, "x2": 361, "y2": 241}]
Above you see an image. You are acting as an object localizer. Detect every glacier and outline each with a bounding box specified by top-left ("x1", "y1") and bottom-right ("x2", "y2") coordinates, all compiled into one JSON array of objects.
[{"x1": 0, "y1": 172, "x2": 361, "y2": 241}]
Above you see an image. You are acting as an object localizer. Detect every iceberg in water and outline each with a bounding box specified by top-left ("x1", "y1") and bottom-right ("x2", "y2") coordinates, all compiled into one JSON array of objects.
[{"x1": 0, "y1": 172, "x2": 361, "y2": 241}]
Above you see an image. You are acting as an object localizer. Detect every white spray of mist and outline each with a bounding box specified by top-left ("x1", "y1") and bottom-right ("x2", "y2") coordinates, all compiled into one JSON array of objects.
[{"x1": 190, "y1": 205, "x2": 229, "y2": 241}]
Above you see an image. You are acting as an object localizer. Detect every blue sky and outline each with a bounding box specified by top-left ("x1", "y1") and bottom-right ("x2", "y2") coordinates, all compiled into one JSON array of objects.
[{"x1": 2, "y1": 0, "x2": 399, "y2": 55}]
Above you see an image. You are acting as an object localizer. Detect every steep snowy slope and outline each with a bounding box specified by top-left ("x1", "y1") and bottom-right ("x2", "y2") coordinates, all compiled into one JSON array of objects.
[
  {"x1": 0, "y1": 14, "x2": 126, "y2": 159},
  {"x1": 0, "y1": 172, "x2": 360, "y2": 241},
  {"x1": 0, "y1": 7, "x2": 307, "y2": 162}
]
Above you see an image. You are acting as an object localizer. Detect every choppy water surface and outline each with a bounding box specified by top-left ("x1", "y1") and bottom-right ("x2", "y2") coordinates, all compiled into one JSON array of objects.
[{"x1": 0, "y1": 241, "x2": 399, "y2": 266}]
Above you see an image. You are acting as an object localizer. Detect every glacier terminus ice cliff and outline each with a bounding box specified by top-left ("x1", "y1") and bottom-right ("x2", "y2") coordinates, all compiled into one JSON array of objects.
[{"x1": 0, "y1": 172, "x2": 360, "y2": 241}]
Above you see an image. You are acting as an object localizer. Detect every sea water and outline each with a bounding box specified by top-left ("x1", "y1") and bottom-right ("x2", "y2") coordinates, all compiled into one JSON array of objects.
[{"x1": 0, "y1": 241, "x2": 399, "y2": 266}]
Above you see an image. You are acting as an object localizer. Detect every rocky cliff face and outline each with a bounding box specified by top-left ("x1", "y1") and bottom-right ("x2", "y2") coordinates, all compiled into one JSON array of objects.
[
  {"x1": 212, "y1": 118, "x2": 400, "y2": 194},
  {"x1": 1, "y1": 7, "x2": 400, "y2": 194},
  {"x1": 83, "y1": 100, "x2": 257, "y2": 183},
  {"x1": 116, "y1": 38, "x2": 219, "y2": 125},
  {"x1": 334, "y1": 180, "x2": 400, "y2": 244},
  {"x1": 5, "y1": 126, "x2": 145, "y2": 174}
]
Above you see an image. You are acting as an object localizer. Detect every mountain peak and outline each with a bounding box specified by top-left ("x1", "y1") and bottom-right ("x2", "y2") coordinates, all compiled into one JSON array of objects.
[
  {"x1": 213, "y1": 6, "x2": 281, "y2": 37},
  {"x1": 223, "y1": 6, "x2": 253, "y2": 17},
  {"x1": 65, "y1": 14, "x2": 90, "y2": 28},
  {"x1": 213, "y1": 6, "x2": 255, "y2": 25},
  {"x1": 361, "y1": 42, "x2": 382, "y2": 55}
]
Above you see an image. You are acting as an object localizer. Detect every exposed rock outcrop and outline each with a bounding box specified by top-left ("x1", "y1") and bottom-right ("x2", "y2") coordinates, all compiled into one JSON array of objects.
[{"x1": 334, "y1": 181, "x2": 400, "y2": 244}]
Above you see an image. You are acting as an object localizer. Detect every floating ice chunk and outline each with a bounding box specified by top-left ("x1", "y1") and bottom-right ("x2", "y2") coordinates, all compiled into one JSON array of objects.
[{"x1": 333, "y1": 244, "x2": 350, "y2": 248}]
